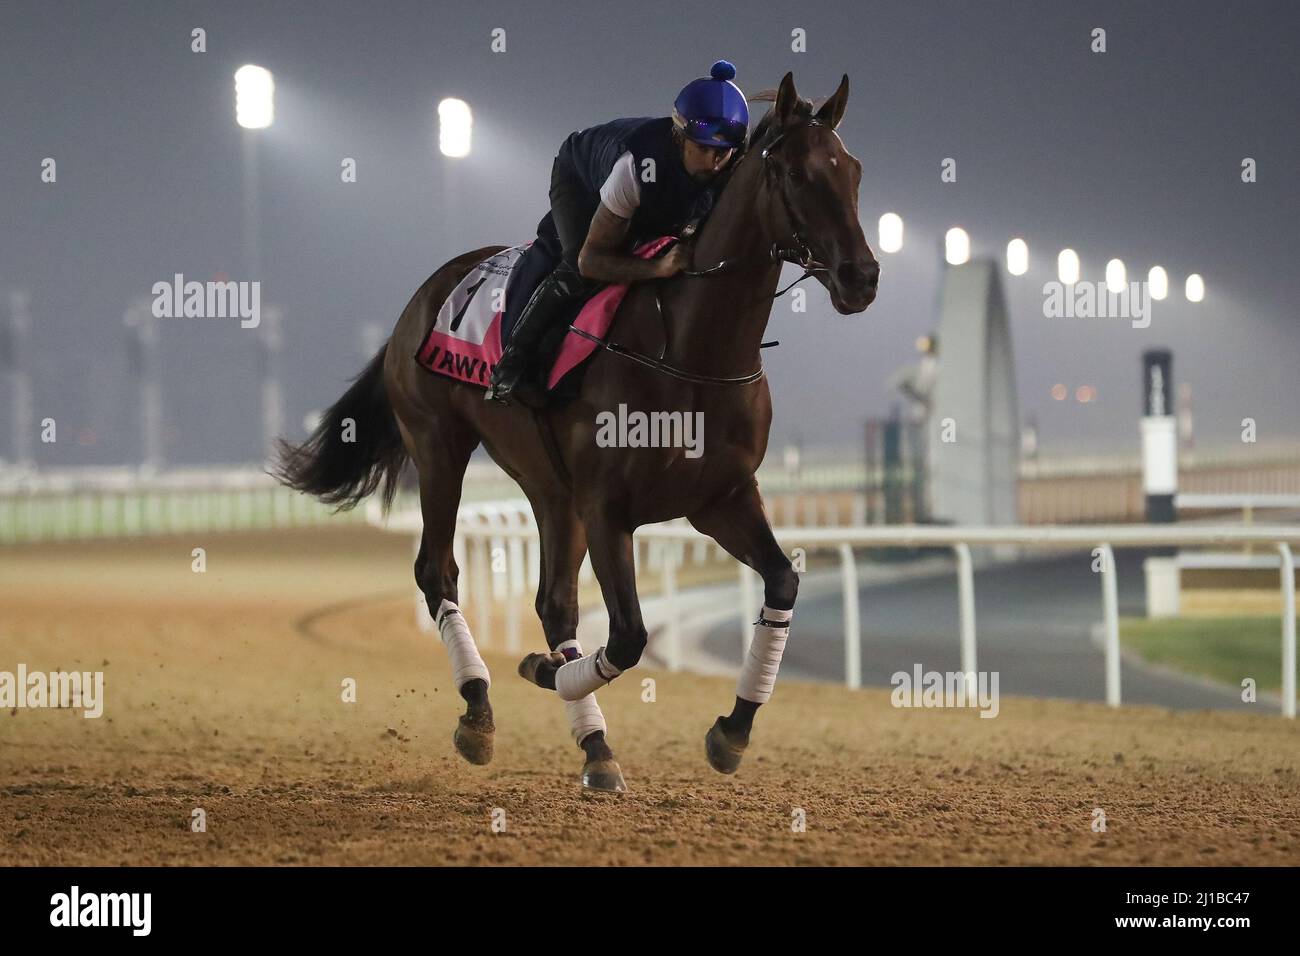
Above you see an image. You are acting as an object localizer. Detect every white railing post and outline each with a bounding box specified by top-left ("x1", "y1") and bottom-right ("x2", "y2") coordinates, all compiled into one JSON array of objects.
[
  {"x1": 692, "y1": 535, "x2": 708, "y2": 566},
  {"x1": 504, "y1": 507, "x2": 526, "y2": 653},
  {"x1": 1279, "y1": 543, "x2": 1296, "y2": 719},
  {"x1": 1099, "y1": 543, "x2": 1121, "y2": 708},
  {"x1": 663, "y1": 543, "x2": 681, "y2": 672},
  {"x1": 954, "y1": 543, "x2": 977, "y2": 693},
  {"x1": 803, "y1": 495, "x2": 818, "y2": 528},
  {"x1": 471, "y1": 534, "x2": 493, "y2": 648},
  {"x1": 851, "y1": 492, "x2": 867, "y2": 527},
  {"x1": 482, "y1": 505, "x2": 507, "y2": 602},
  {"x1": 453, "y1": 504, "x2": 477, "y2": 609},
  {"x1": 506, "y1": 503, "x2": 528, "y2": 590},
  {"x1": 526, "y1": 522, "x2": 541, "y2": 592},
  {"x1": 839, "y1": 543, "x2": 861, "y2": 689}
]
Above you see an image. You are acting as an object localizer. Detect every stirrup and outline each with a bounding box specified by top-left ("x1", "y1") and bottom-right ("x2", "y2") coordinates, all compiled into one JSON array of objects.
[
  {"x1": 485, "y1": 379, "x2": 516, "y2": 405},
  {"x1": 488, "y1": 376, "x2": 545, "y2": 409},
  {"x1": 485, "y1": 352, "x2": 523, "y2": 404}
]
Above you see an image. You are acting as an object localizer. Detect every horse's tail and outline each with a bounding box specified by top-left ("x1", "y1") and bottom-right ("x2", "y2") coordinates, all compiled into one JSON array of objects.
[{"x1": 272, "y1": 344, "x2": 408, "y2": 513}]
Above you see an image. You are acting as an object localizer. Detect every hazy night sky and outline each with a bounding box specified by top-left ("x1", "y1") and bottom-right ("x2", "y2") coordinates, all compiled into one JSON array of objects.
[{"x1": 3, "y1": 0, "x2": 1297, "y2": 466}]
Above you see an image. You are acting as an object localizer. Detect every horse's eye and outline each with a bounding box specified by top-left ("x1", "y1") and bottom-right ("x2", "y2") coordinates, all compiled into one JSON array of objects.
[{"x1": 787, "y1": 168, "x2": 805, "y2": 185}]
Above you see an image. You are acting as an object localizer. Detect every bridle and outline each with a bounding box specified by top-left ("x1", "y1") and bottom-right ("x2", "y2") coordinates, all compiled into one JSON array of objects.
[
  {"x1": 684, "y1": 117, "x2": 832, "y2": 297},
  {"x1": 567, "y1": 118, "x2": 835, "y2": 388}
]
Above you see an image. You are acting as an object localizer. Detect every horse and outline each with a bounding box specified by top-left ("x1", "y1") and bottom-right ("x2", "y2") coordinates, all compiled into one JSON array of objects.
[{"x1": 275, "y1": 72, "x2": 879, "y2": 791}]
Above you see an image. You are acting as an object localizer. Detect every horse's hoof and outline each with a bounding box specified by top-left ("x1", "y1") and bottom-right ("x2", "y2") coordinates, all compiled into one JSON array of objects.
[
  {"x1": 517, "y1": 651, "x2": 564, "y2": 689},
  {"x1": 453, "y1": 714, "x2": 495, "y2": 765},
  {"x1": 705, "y1": 717, "x2": 746, "y2": 775},
  {"x1": 581, "y1": 758, "x2": 627, "y2": 793}
]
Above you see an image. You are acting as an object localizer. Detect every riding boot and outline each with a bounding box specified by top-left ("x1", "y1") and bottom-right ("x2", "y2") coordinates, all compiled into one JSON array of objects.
[{"x1": 486, "y1": 266, "x2": 590, "y2": 406}]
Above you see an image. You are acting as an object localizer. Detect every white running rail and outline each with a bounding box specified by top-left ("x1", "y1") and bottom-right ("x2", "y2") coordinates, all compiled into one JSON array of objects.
[{"x1": 370, "y1": 500, "x2": 1300, "y2": 719}]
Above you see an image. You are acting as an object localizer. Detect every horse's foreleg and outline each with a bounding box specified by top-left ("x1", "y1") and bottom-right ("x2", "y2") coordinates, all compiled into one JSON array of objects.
[
  {"x1": 520, "y1": 496, "x2": 625, "y2": 791},
  {"x1": 689, "y1": 482, "x2": 798, "y2": 774}
]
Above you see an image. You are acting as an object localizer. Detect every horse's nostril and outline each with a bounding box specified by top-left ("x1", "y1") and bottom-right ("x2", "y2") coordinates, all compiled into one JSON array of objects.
[{"x1": 838, "y1": 262, "x2": 874, "y2": 289}]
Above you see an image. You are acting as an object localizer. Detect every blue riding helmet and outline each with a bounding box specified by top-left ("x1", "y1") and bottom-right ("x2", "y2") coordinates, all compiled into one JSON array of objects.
[{"x1": 672, "y1": 60, "x2": 749, "y2": 150}]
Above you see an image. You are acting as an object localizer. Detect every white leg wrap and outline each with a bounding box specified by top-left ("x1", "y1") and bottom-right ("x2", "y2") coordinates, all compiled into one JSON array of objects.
[
  {"x1": 555, "y1": 646, "x2": 620, "y2": 701},
  {"x1": 564, "y1": 697, "x2": 607, "y2": 744},
  {"x1": 737, "y1": 605, "x2": 791, "y2": 704},
  {"x1": 555, "y1": 640, "x2": 607, "y2": 744},
  {"x1": 436, "y1": 600, "x2": 490, "y2": 691}
]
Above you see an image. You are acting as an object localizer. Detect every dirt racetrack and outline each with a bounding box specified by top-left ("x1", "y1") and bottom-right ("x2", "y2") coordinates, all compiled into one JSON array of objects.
[{"x1": 2, "y1": 525, "x2": 1299, "y2": 866}]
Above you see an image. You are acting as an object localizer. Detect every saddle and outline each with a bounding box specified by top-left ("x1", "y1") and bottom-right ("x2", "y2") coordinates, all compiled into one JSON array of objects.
[{"x1": 414, "y1": 237, "x2": 676, "y2": 400}]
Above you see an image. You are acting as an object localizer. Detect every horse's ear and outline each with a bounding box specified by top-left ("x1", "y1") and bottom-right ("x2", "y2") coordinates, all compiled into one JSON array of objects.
[
  {"x1": 814, "y1": 74, "x2": 849, "y2": 129},
  {"x1": 774, "y1": 72, "x2": 798, "y2": 125}
]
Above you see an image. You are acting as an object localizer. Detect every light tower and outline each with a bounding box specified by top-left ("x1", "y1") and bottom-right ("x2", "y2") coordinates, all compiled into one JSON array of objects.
[
  {"x1": 4, "y1": 291, "x2": 35, "y2": 471},
  {"x1": 235, "y1": 65, "x2": 283, "y2": 464},
  {"x1": 235, "y1": 65, "x2": 274, "y2": 279},
  {"x1": 124, "y1": 298, "x2": 163, "y2": 473},
  {"x1": 260, "y1": 305, "x2": 284, "y2": 465}
]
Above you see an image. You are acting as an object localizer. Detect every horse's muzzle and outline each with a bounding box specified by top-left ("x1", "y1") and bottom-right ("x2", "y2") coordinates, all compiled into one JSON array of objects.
[{"x1": 829, "y1": 259, "x2": 879, "y2": 313}]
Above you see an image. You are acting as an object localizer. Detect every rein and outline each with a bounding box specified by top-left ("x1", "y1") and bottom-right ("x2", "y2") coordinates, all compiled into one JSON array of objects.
[
  {"x1": 575, "y1": 119, "x2": 828, "y2": 388},
  {"x1": 567, "y1": 325, "x2": 771, "y2": 386}
]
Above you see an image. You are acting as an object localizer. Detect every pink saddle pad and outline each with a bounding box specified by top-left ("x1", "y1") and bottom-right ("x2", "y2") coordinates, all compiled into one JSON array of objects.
[
  {"x1": 415, "y1": 236, "x2": 675, "y2": 391},
  {"x1": 545, "y1": 236, "x2": 675, "y2": 389}
]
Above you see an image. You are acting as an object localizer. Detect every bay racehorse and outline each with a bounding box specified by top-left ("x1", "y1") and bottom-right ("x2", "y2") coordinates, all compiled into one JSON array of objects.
[{"x1": 275, "y1": 73, "x2": 879, "y2": 791}]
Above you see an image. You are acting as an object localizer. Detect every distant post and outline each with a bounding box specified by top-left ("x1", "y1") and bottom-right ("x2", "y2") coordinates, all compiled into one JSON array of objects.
[
  {"x1": 4, "y1": 292, "x2": 35, "y2": 470},
  {"x1": 1141, "y1": 348, "x2": 1180, "y2": 617},
  {"x1": 1140, "y1": 349, "x2": 1177, "y2": 524}
]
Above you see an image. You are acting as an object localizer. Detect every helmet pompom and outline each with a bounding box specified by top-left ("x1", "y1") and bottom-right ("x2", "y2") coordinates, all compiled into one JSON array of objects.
[{"x1": 710, "y1": 60, "x2": 737, "y2": 81}]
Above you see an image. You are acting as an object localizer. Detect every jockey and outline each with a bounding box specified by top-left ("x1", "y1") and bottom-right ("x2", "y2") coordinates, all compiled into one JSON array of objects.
[{"x1": 485, "y1": 60, "x2": 749, "y2": 405}]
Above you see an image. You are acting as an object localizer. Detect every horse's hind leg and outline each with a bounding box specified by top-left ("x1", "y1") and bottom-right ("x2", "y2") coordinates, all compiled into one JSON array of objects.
[
  {"x1": 518, "y1": 494, "x2": 626, "y2": 792},
  {"x1": 688, "y1": 481, "x2": 798, "y2": 774},
  {"x1": 403, "y1": 421, "x2": 494, "y2": 765}
]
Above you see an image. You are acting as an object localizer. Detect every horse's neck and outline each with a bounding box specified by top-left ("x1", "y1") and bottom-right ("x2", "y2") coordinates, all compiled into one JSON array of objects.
[{"x1": 661, "y1": 156, "x2": 784, "y2": 376}]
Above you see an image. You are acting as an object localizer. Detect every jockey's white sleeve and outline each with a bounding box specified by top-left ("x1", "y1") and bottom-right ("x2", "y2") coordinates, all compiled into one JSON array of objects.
[{"x1": 598, "y1": 151, "x2": 641, "y2": 219}]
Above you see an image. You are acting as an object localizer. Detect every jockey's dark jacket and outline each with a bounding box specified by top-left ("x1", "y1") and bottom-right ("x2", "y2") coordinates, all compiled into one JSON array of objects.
[{"x1": 557, "y1": 116, "x2": 719, "y2": 241}]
